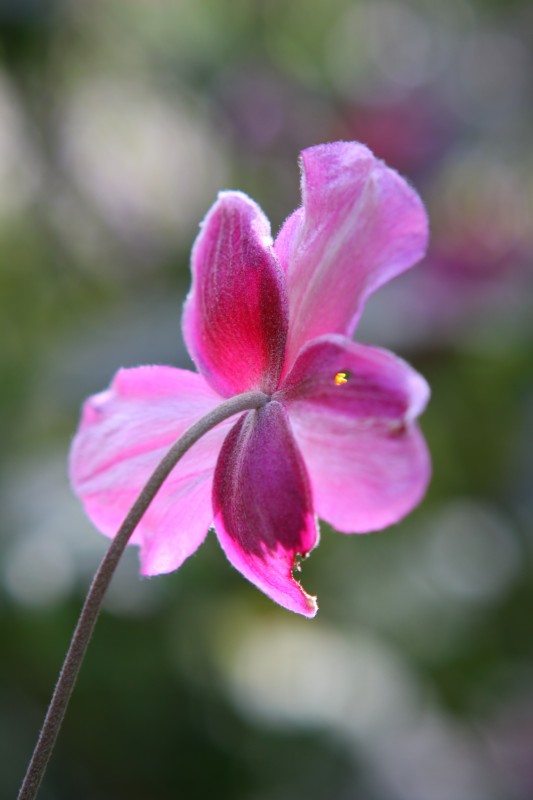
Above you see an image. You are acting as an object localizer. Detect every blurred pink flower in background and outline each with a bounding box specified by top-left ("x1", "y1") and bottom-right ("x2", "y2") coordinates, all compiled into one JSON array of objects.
[
  {"x1": 402, "y1": 153, "x2": 532, "y2": 344},
  {"x1": 70, "y1": 142, "x2": 430, "y2": 617},
  {"x1": 359, "y1": 151, "x2": 533, "y2": 351},
  {"x1": 334, "y1": 90, "x2": 454, "y2": 176},
  {"x1": 425, "y1": 155, "x2": 532, "y2": 296}
]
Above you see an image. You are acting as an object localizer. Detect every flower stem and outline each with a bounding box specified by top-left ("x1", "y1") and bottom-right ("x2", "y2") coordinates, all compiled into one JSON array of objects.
[{"x1": 17, "y1": 390, "x2": 269, "y2": 800}]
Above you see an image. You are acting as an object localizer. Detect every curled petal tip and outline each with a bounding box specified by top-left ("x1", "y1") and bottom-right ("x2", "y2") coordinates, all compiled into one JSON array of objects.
[
  {"x1": 406, "y1": 370, "x2": 431, "y2": 422},
  {"x1": 302, "y1": 590, "x2": 318, "y2": 618}
]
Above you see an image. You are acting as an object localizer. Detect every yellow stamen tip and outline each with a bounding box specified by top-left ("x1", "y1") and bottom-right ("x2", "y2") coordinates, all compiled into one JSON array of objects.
[{"x1": 334, "y1": 371, "x2": 348, "y2": 386}]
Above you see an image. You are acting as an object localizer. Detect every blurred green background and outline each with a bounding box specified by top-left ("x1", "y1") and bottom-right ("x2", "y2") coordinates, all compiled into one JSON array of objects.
[{"x1": 1, "y1": 1, "x2": 533, "y2": 798}]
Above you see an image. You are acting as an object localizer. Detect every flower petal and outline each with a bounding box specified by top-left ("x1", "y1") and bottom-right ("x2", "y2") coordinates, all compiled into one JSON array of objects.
[
  {"x1": 279, "y1": 335, "x2": 431, "y2": 532},
  {"x1": 183, "y1": 191, "x2": 289, "y2": 397},
  {"x1": 213, "y1": 401, "x2": 318, "y2": 617},
  {"x1": 279, "y1": 334, "x2": 429, "y2": 420},
  {"x1": 275, "y1": 142, "x2": 429, "y2": 369},
  {"x1": 70, "y1": 366, "x2": 232, "y2": 575}
]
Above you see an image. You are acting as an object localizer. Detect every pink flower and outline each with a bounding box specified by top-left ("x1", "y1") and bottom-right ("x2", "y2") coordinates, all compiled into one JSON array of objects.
[{"x1": 70, "y1": 142, "x2": 430, "y2": 617}]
